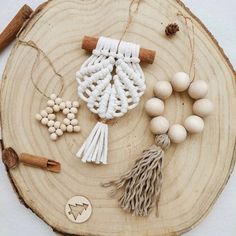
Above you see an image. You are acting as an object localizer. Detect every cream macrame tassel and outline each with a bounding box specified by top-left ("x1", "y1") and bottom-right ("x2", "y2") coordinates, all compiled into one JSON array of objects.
[
  {"x1": 76, "y1": 37, "x2": 146, "y2": 164},
  {"x1": 102, "y1": 134, "x2": 170, "y2": 216}
]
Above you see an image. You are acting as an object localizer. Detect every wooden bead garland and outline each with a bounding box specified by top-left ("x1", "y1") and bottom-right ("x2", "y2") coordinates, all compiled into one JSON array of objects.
[
  {"x1": 146, "y1": 72, "x2": 213, "y2": 143},
  {"x1": 35, "y1": 94, "x2": 81, "y2": 141},
  {"x1": 104, "y1": 72, "x2": 213, "y2": 217}
]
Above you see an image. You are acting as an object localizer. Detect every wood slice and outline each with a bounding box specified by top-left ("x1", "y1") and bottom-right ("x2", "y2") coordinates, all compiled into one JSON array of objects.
[{"x1": 1, "y1": 0, "x2": 236, "y2": 235}]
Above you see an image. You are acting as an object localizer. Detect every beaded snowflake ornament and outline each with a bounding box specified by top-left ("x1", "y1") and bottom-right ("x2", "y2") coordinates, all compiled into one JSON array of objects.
[{"x1": 76, "y1": 36, "x2": 146, "y2": 164}]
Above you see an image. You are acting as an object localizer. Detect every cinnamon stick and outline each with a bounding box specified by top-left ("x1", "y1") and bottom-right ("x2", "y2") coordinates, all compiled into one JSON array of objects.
[
  {"x1": 0, "y1": 4, "x2": 33, "y2": 52},
  {"x1": 2, "y1": 147, "x2": 61, "y2": 173},
  {"x1": 19, "y1": 153, "x2": 61, "y2": 173},
  {"x1": 82, "y1": 36, "x2": 156, "y2": 64}
]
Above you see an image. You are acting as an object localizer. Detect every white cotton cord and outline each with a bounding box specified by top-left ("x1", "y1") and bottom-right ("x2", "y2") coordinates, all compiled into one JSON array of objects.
[
  {"x1": 76, "y1": 36, "x2": 146, "y2": 165},
  {"x1": 77, "y1": 122, "x2": 108, "y2": 164}
]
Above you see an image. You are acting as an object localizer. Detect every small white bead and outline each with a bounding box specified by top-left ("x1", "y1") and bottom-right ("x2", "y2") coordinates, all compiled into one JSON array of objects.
[
  {"x1": 41, "y1": 117, "x2": 48, "y2": 125},
  {"x1": 73, "y1": 126, "x2": 81, "y2": 132},
  {"x1": 40, "y1": 110, "x2": 48, "y2": 117},
  {"x1": 56, "y1": 129, "x2": 63, "y2": 136},
  {"x1": 63, "y1": 118, "x2": 71, "y2": 126},
  {"x1": 59, "y1": 102, "x2": 66, "y2": 110},
  {"x1": 70, "y1": 107, "x2": 78, "y2": 114},
  {"x1": 47, "y1": 100, "x2": 55, "y2": 107},
  {"x1": 48, "y1": 127, "x2": 56, "y2": 133},
  {"x1": 50, "y1": 133, "x2": 58, "y2": 141},
  {"x1": 35, "y1": 114, "x2": 42, "y2": 121},
  {"x1": 66, "y1": 101, "x2": 72, "y2": 108},
  {"x1": 46, "y1": 107, "x2": 53, "y2": 114},
  {"x1": 168, "y1": 124, "x2": 187, "y2": 143},
  {"x1": 47, "y1": 120, "x2": 55, "y2": 127},
  {"x1": 150, "y1": 116, "x2": 169, "y2": 134},
  {"x1": 54, "y1": 121, "x2": 61, "y2": 129},
  {"x1": 153, "y1": 81, "x2": 172, "y2": 100},
  {"x1": 193, "y1": 99, "x2": 213, "y2": 117},
  {"x1": 67, "y1": 125, "x2": 73, "y2": 132},
  {"x1": 50, "y1": 94, "x2": 57, "y2": 100},
  {"x1": 71, "y1": 119, "x2": 78, "y2": 126},
  {"x1": 184, "y1": 115, "x2": 204, "y2": 133},
  {"x1": 171, "y1": 72, "x2": 191, "y2": 92},
  {"x1": 188, "y1": 80, "x2": 208, "y2": 99},
  {"x1": 48, "y1": 113, "x2": 56, "y2": 120},
  {"x1": 53, "y1": 105, "x2": 60, "y2": 112},
  {"x1": 60, "y1": 123, "x2": 67, "y2": 131},
  {"x1": 67, "y1": 113, "x2": 75, "y2": 120},
  {"x1": 145, "y1": 98, "x2": 164, "y2": 117},
  {"x1": 72, "y1": 101, "x2": 80, "y2": 108},
  {"x1": 63, "y1": 108, "x2": 70, "y2": 115},
  {"x1": 55, "y1": 97, "x2": 62, "y2": 105}
]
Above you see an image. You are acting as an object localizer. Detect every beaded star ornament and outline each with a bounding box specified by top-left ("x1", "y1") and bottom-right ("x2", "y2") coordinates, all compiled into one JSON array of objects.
[{"x1": 76, "y1": 37, "x2": 146, "y2": 164}]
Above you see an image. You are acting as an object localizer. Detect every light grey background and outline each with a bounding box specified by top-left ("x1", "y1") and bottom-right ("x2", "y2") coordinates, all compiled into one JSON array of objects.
[{"x1": 0, "y1": 0, "x2": 235, "y2": 235}]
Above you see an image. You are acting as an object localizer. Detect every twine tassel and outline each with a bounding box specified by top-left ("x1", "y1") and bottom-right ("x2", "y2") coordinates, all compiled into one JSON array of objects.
[
  {"x1": 76, "y1": 122, "x2": 108, "y2": 164},
  {"x1": 102, "y1": 134, "x2": 170, "y2": 216}
]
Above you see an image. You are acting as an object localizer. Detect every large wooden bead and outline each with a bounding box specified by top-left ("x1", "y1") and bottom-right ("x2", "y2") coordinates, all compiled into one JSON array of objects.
[
  {"x1": 171, "y1": 72, "x2": 191, "y2": 92},
  {"x1": 168, "y1": 124, "x2": 187, "y2": 143},
  {"x1": 184, "y1": 115, "x2": 204, "y2": 133},
  {"x1": 153, "y1": 81, "x2": 172, "y2": 100},
  {"x1": 150, "y1": 116, "x2": 169, "y2": 134},
  {"x1": 188, "y1": 80, "x2": 208, "y2": 99},
  {"x1": 193, "y1": 98, "x2": 214, "y2": 117},
  {"x1": 145, "y1": 98, "x2": 164, "y2": 117}
]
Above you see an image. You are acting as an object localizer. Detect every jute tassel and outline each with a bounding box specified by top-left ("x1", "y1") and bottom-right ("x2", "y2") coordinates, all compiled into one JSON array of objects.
[{"x1": 102, "y1": 134, "x2": 170, "y2": 216}]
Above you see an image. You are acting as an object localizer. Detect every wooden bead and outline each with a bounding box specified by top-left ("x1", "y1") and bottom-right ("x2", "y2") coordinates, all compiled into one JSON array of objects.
[
  {"x1": 50, "y1": 94, "x2": 57, "y2": 100},
  {"x1": 70, "y1": 119, "x2": 78, "y2": 126},
  {"x1": 46, "y1": 107, "x2": 53, "y2": 114},
  {"x1": 48, "y1": 127, "x2": 56, "y2": 133},
  {"x1": 145, "y1": 98, "x2": 164, "y2": 117},
  {"x1": 47, "y1": 100, "x2": 55, "y2": 107},
  {"x1": 59, "y1": 102, "x2": 66, "y2": 110},
  {"x1": 66, "y1": 101, "x2": 72, "y2": 108},
  {"x1": 73, "y1": 126, "x2": 81, "y2": 132},
  {"x1": 48, "y1": 114, "x2": 55, "y2": 120},
  {"x1": 60, "y1": 124, "x2": 67, "y2": 131},
  {"x1": 73, "y1": 101, "x2": 79, "y2": 108},
  {"x1": 54, "y1": 121, "x2": 61, "y2": 129},
  {"x1": 67, "y1": 113, "x2": 75, "y2": 120},
  {"x1": 55, "y1": 97, "x2": 62, "y2": 105},
  {"x1": 56, "y1": 129, "x2": 63, "y2": 136},
  {"x1": 63, "y1": 118, "x2": 71, "y2": 126},
  {"x1": 150, "y1": 116, "x2": 169, "y2": 134},
  {"x1": 188, "y1": 80, "x2": 208, "y2": 99},
  {"x1": 53, "y1": 105, "x2": 60, "y2": 112},
  {"x1": 67, "y1": 125, "x2": 73, "y2": 132},
  {"x1": 47, "y1": 120, "x2": 55, "y2": 127},
  {"x1": 63, "y1": 108, "x2": 70, "y2": 115},
  {"x1": 171, "y1": 72, "x2": 191, "y2": 92},
  {"x1": 35, "y1": 114, "x2": 42, "y2": 121},
  {"x1": 184, "y1": 115, "x2": 204, "y2": 133},
  {"x1": 193, "y1": 99, "x2": 213, "y2": 117},
  {"x1": 168, "y1": 124, "x2": 187, "y2": 143},
  {"x1": 41, "y1": 118, "x2": 48, "y2": 125},
  {"x1": 70, "y1": 107, "x2": 78, "y2": 114},
  {"x1": 40, "y1": 110, "x2": 48, "y2": 117},
  {"x1": 153, "y1": 81, "x2": 172, "y2": 99},
  {"x1": 50, "y1": 133, "x2": 58, "y2": 141}
]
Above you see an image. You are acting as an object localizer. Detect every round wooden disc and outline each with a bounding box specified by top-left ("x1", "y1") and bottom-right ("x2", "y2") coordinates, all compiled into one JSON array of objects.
[{"x1": 1, "y1": 0, "x2": 236, "y2": 235}]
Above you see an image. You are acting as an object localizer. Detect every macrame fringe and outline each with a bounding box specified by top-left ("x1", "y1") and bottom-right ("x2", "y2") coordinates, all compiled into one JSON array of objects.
[
  {"x1": 102, "y1": 134, "x2": 170, "y2": 216},
  {"x1": 76, "y1": 122, "x2": 108, "y2": 164}
]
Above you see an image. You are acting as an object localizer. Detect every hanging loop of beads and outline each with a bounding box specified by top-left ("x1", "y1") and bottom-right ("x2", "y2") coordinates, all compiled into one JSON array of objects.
[{"x1": 145, "y1": 72, "x2": 214, "y2": 143}]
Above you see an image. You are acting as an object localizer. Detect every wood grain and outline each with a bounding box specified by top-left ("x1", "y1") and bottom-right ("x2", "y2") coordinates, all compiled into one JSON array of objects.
[{"x1": 1, "y1": 0, "x2": 236, "y2": 235}]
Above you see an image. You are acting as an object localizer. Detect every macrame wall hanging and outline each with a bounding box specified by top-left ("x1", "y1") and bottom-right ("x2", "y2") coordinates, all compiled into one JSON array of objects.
[{"x1": 76, "y1": 36, "x2": 155, "y2": 164}]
